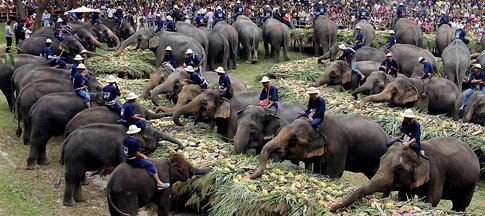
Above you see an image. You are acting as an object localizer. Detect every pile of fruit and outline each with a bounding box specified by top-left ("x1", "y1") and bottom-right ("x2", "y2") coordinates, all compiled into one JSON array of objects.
[{"x1": 87, "y1": 49, "x2": 156, "y2": 79}]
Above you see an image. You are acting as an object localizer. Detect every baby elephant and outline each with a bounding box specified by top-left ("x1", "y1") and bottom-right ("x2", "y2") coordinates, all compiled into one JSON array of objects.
[{"x1": 107, "y1": 154, "x2": 211, "y2": 216}]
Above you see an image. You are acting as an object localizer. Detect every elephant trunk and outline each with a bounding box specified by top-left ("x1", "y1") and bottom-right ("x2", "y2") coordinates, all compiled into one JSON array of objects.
[
  {"x1": 250, "y1": 138, "x2": 280, "y2": 179},
  {"x1": 173, "y1": 100, "x2": 200, "y2": 126},
  {"x1": 146, "y1": 109, "x2": 172, "y2": 119},
  {"x1": 150, "y1": 82, "x2": 175, "y2": 106},
  {"x1": 193, "y1": 167, "x2": 211, "y2": 175},
  {"x1": 156, "y1": 131, "x2": 184, "y2": 149},
  {"x1": 351, "y1": 81, "x2": 373, "y2": 96},
  {"x1": 115, "y1": 32, "x2": 139, "y2": 55},
  {"x1": 155, "y1": 105, "x2": 175, "y2": 113},
  {"x1": 233, "y1": 122, "x2": 251, "y2": 154},
  {"x1": 318, "y1": 51, "x2": 330, "y2": 62},
  {"x1": 311, "y1": 73, "x2": 329, "y2": 87},
  {"x1": 91, "y1": 35, "x2": 117, "y2": 51},
  {"x1": 107, "y1": 31, "x2": 121, "y2": 49},
  {"x1": 359, "y1": 86, "x2": 393, "y2": 109}
]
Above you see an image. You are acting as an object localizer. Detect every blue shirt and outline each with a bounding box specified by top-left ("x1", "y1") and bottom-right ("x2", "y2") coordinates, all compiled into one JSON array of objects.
[
  {"x1": 235, "y1": 4, "x2": 244, "y2": 15},
  {"x1": 304, "y1": 96, "x2": 325, "y2": 119},
  {"x1": 70, "y1": 63, "x2": 79, "y2": 78},
  {"x1": 166, "y1": 20, "x2": 176, "y2": 31},
  {"x1": 343, "y1": 49, "x2": 355, "y2": 61},
  {"x1": 358, "y1": 8, "x2": 368, "y2": 19},
  {"x1": 396, "y1": 6, "x2": 406, "y2": 18},
  {"x1": 259, "y1": 85, "x2": 279, "y2": 108},
  {"x1": 115, "y1": 10, "x2": 123, "y2": 19},
  {"x1": 456, "y1": 28, "x2": 466, "y2": 40},
  {"x1": 41, "y1": 47, "x2": 55, "y2": 61},
  {"x1": 215, "y1": 10, "x2": 225, "y2": 20},
  {"x1": 380, "y1": 59, "x2": 398, "y2": 73},
  {"x1": 122, "y1": 101, "x2": 135, "y2": 120},
  {"x1": 16, "y1": 23, "x2": 24, "y2": 31},
  {"x1": 72, "y1": 72, "x2": 88, "y2": 89},
  {"x1": 264, "y1": 8, "x2": 272, "y2": 17},
  {"x1": 190, "y1": 72, "x2": 206, "y2": 88},
  {"x1": 400, "y1": 120, "x2": 421, "y2": 145},
  {"x1": 123, "y1": 137, "x2": 139, "y2": 158},
  {"x1": 316, "y1": 5, "x2": 326, "y2": 15},
  {"x1": 469, "y1": 72, "x2": 485, "y2": 90},
  {"x1": 172, "y1": 9, "x2": 179, "y2": 20},
  {"x1": 195, "y1": 15, "x2": 204, "y2": 25},
  {"x1": 62, "y1": 16, "x2": 69, "y2": 25},
  {"x1": 423, "y1": 61, "x2": 433, "y2": 78},
  {"x1": 157, "y1": 19, "x2": 164, "y2": 30},
  {"x1": 163, "y1": 52, "x2": 176, "y2": 68},
  {"x1": 389, "y1": 35, "x2": 396, "y2": 46},
  {"x1": 103, "y1": 84, "x2": 121, "y2": 101},
  {"x1": 184, "y1": 55, "x2": 201, "y2": 67},
  {"x1": 218, "y1": 74, "x2": 231, "y2": 90},
  {"x1": 54, "y1": 22, "x2": 62, "y2": 31},
  {"x1": 355, "y1": 32, "x2": 363, "y2": 43},
  {"x1": 439, "y1": 14, "x2": 449, "y2": 25}
]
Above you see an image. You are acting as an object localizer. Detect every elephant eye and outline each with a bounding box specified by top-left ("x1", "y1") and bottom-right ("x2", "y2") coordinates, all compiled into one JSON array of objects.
[{"x1": 201, "y1": 101, "x2": 208, "y2": 106}]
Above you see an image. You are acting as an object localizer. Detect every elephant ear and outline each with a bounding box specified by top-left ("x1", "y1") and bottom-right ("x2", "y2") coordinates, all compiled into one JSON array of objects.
[
  {"x1": 305, "y1": 132, "x2": 326, "y2": 158},
  {"x1": 149, "y1": 36, "x2": 159, "y2": 49},
  {"x1": 410, "y1": 156, "x2": 430, "y2": 190},
  {"x1": 215, "y1": 100, "x2": 231, "y2": 119},
  {"x1": 464, "y1": 102, "x2": 475, "y2": 122},
  {"x1": 402, "y1": 84, "x2": 419, "y2": 104},
  {"x1": 342, "y1": 69, "x2": 352, "y2": 84},
  {"x1": 263, "y1": 114, "x2": 280, "y2": 138}
]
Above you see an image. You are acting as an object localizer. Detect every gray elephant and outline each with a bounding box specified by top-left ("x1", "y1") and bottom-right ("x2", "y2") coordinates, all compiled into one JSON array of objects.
[
  {"x1": 57, "y1": 123, "x2": 181, "y2": 206},
  {"x1": 19, "y1": 36, "x2": 98, "y2": 63},
  {"x1": 233, "y1": 15, "x2": 260, "y2": 63},
  {"x1": 351, "y1": 71, "x2": 398, "y2": 99},
  {"x1": 250, "y1": 114, "x2": 389, "y2": 179},
  {"x1": 154, "y1": 84, "x2": 211, "y2": 114},
  {"x1": 107, "y1": 154, "x2": 210, "y2": 215},
  {"x1": 101, "y1": 18, "x2": 136, "y2": 40},
  {"x1": 311, "y1": 60, "x2": 381, "y2": 90},
  {"x1": 26, "y1": 92, "x2": 104, "y2": 169},
  {"x1": 477, "y1": 50, "x2": 485, "y2": 69},
  {"x1": 173, "y1": 90, "x2": 259, "y2": 139},
  {"x1": 233, "y1": 102, "x2": 305, "y2": 154},
  {"x1": 453, "y1": 91, "x2": 485, "y2": 125},
  {"x1": 116, "y1": 28, "x2": 205, "y2": 67},
  {"x1": 313, "y1": 16, "x2": 338, "y2": 57},
  {"x1": 435, "y1": 24, "x2": 455, "y2": 56},
  {"x1": 481, "y1": 34, "x2": 485, "y2": 51},
  {"x1": 360, "y1": 76, "x2": 460, "y2": 115},
  {"x1": 12, "y1": 64, "x2": 69, "y2": 98},
  {"x1": 176, "y1": 21, "x2": 209, "y2": 59},
  {"x1": 213, "y1": 21, "x2": 238, "y2": 69},
  {"x1": 354, "y1": 20, "x2": 375, "y2": 47},
  {"x1": 66, "y1": 22, "x2": 121, "y2": 48},
  {"x1": 390, "y1": 44, "x2": 437, "y2": 77},
  {"x1": 441, "y1": 39, "x2": 470, "y2": 90},
  {"x1": 394, "y1": 19, "x2": 423, "y2": 47},
  {"x1": 331, "y1": 138, "x2": 479, "y2": 212},
  {"x1": 202, "y1": 28, "x2": 229, "y2": 71},
  {"x1": 143, "y1": 67, "x2": 181, "y2": 99},
  {"x1": 318, "y1": 42, "x2": 385, "y2": 62},
  {"x1": 262, "y1": 19, "x2": 290, "y2": 63}
]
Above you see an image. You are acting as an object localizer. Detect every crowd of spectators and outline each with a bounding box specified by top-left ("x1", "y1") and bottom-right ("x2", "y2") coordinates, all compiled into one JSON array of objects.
[{"x1": 1, "y1": 0, "x2": 485, "y2": 36}]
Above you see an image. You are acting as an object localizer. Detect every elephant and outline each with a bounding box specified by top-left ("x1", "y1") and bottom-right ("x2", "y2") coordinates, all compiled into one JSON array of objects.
[
  {"x1": 116, "y1": 28, "x2": 206, "y2": 67},
  {"x1": 176, "y1": 21, "x2": 209, "y2": 58},
  {"x1": 331, "y1": 138, "x2": 480, "y2": 212},
  {"x1": 313, "y1": 16, "x2": 338, "y2": 57},
  {"x1": 262, "y1": 19, "x2": 290, "y2": 63},
  {"x1": 394, "y1": 19, "x2": 423, "y2": 47},
  {"x1": 390, "y1": 44, "x2": 437, "y2": 77},
  {"x1": 233, "y1": 102, "x2": 306, "y2": 154},
  {"x1": 453, "y1": 91, "x2": 485, "y2": 125},
  {"x1": 202, "y1": 28, "x2": 229, "y2": 71},
  {"x1": 441, "y1": 39, "x2": 470, "y2": 90},
  {"x1": 143, "y1": 67, "x2": 181, "y2": 99},
  {"x1": 106, "y1": 154, "x2": 210, "y2": 216},
  {"x1": 11, "y1": 64, "x2": 69, "y2": 99},
  {"x1": 250, "y1": 114, "x2": 390, "y2": 179},
  {"x1": 19, "y1": 36, "x2": 98, "y2": 63},
  {"x1": 318, "y1": 42, "x2": 385, "y2": 62},
  {"x1": 101, "y1": 18, "x2": 136, "y2": 40},
  {"x1": 351, "y1": 71, "x2": 399, "y2": 99},
  {"x1": 68, "y1": 21, "x2": 121, "y2": 49},
  {"x1": 360, "y1": 76, "x2": 460, "y2": 115},
  {"x1": 233, "y1": 15, "x2": 260, "y2": 63},
  {"x1": 154, "y1": 84, "x2": 208, "y2": 114},
  {"x1": 213, "y1": 21, "x2": 238, "y2": 69},
  {"x1": 311, "y1": 60, "x2": 381, "y2": 90},
  {"x1": 354, "y1": 20, "x2": 375, "y2": 47},
  {"x1": 477, "y1": 50, "x2": 485, "y2": 69},
  {"x1": 25, "y1": 92, "x2": 104, "y2": 169},
  {"x1": 435, "y1": 24, "x2": 455, "y2": 56},
  {"x1": 64, "y1": 104, "x2": 175, "y2": 137},
  {"x1": 173, "y1": 90, "x2": 260, "y2": 139},
  {"x1": 57, "y1": 123, "x2": 181, "y2": 206},
  {"x1": 481, "y1": 34, "x2": 485, "y2": 52}
]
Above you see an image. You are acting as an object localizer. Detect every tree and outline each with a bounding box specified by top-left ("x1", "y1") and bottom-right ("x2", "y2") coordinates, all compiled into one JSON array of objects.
[
  {"x1": 15, "y1": 0, "x2": 26, "y2": 20},
  {"x1": 33, "y1": 0, "x2": 51, "y2": 31}
]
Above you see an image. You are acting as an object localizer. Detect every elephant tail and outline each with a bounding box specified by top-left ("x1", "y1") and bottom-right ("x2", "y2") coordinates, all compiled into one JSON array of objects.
[
  {"x1": 15, "y1": 98, "x2": 21, "y2": 137},
  {"x1": 107, "y1": 181, "x2": 131, "y2": 216},
  {"x1": 55, "y1": 134, "x2": 70, "y2": 189}
]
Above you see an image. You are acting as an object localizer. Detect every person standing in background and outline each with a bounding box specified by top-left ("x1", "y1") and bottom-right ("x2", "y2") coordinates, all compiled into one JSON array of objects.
[
  {"x1": 42, "y1": 10, "x2": 51, "y2": 26},
  {"x1": 5, "y1": 20, "x2": 12, "y2": 53}
]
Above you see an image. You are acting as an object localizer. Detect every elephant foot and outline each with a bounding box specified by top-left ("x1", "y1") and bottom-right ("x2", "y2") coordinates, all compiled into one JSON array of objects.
[
  {"x1": 23, "y1": 139, "x2": 30, "y2": 146},
  {"x1": 264, "y1": 56, "x2": 270, "y2": 59},
  {"x1": 81, "y1": 176, "x2": 89, "y2": 185},
  {"x1": 284, "y1": 58, "x2": 290, "y2": 62},
  {"x1": 16, "y1": 128, "x2": 22, "y2": 137},
  {"x1": 37, "y1": 158, "x2": 50, "y2": 165},
  {"x1": 74, "y1": 195, "x2": 85, "y2": 203},
  {"x1": 245, "y1": 60, "x2": 252, "y2": 64},
  {"x1": 63, "y1": 199, "x2": 76, "y2": 206},
  {"x1": 26, "y1": 164, "x2": 38, "y2": 170},
  {"x1": 232, "y1": 66, "x2": 237, "y2": 70},
  {"x1": 26, "y1": 158, "x2": 37, "y2": 170}
]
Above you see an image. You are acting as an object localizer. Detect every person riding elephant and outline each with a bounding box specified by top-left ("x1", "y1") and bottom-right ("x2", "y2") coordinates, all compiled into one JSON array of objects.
[
  {"x1": 213, "y1": 6, "x2": 225, "y2": 27},
  {"x1": 379, "y1": 52, "x2": 399, "y2": 78},
  {"x1": 330, "y1": 137, "x2": 480, "y2": 212},
  {"x1": 261, "y1": 5, "x2": 272, "y2": 24},
  {"x1": 389, "y1": 44, "x2": 437, "y2": 77},
  {"x1": 353, "y1": 26, "x2": 364, "y2": 51},
  {"x1": 250, "y1": 114, "x2": 390, "y2": 179},
  {"x1": 262, "y1": 19, "x2": 290, "y2": 63},
  {"x1": 351, "y1": 71, "x2": 397, "y2": 99},
  {"x1": 70, "y1": 55, "x2": 83, "y2": 80},
  {"x1": 385, "y1": 30, "x2": 396, "y2": 50},
  {"x1": 312, "y1": 59, "x2": 380, "y2": 90},
  {"x1": 297, "y1": 87, "x2": 326, "y2": 132},
  {"x1": 57, "y1": 123, "x2": 182, "y2": 206},
  {"x1": 232, "y1": 0, "x2": 244, "y2": 21},
  {"x1": 216, "y1": 67, "x2": 232, "y2": 99},
  {"x1": 357, "y1": 7, "x2": 369, "y2": 21},
  {"x1": 353, "y1": 20, "x2": 374, "y2": 47},
  {"x1": 184, "y1": 66, "x2": 207, "y2": 89},
  {"x1": 115, "y1": 28, "x2": 206, "y2": 67},
  {"x1": 318, "y1": 42, "x2": 385, "y2": 62},
  {"x1": 183, "y1": 49, "x2": 203, "y2": 72},
  {"x1": 313, "y1": 16, "x2": 337, "y2": 57},
  {"x1": 394, "y1": 19, "x2": 423, "y2": 47},
  {"x1": 72, "y1": 64, "x2": 91, "y2": 108},
  {"x1": 258, "y1": 76, "x2": 278, "y2": 115},
  {"x1": 233, "y1": 15, "x2": 260, "y2": 64},
  {"x1": 162, "y1": 46, "x2": 176, "y2": 71},
  {"x1": 417, "y1": 56, "x2": 433, "y2": 96},
  {"x1": 435, "y1": 24, "x2": 456, "y2": 57},
  {"x1": 176, "y1": 21, "x2": 209, "y2": 56},
  {"x1": 213, "y1": 21, "x2": 238, "y2": 69},
  {"x1": 41, "y1": 38, "x2": 66, "y2": 68},
  {"x1": 314, "y1": 1, "x2": 327, "y2": 18},
  {"x1": 459, "y1": 64, "x2": 485, "y2": 111},
  {"x1": 455, "y1": 24, "x2": 469, "y2": 45},
  {"x1": 441, "y1": 39, "x2": 470, "y2": 90},
  {"x1": 392, "y1": 2, "x2": 406, "y2": 26},
  {"x1": 202, "y1": 28, "x2": 230, "y2": 70},
  {"x1": 102, "y1": 75, "x2": 122, "y2": 116},
  {"x1": 453, "y1": 91, "x2": 485, "y2": 126},
  {"x1": 340, "y1": 44, "x2": 366, "y2": 80},
  {"x1": 359, "y1": 76, "x2": 460, "y2": 115},
  {"x1": 122, "y1": 92, "x2": 147, "y2": 130},
  {"x1": 386, "y1": 109, "x2": 425, "y2": 156},
  {"x1": 438, "y1": 10, "x2": 450, "y2": 27},
  {"x1": 106, "y1": 154, "x2": 210, "y2": 215}
]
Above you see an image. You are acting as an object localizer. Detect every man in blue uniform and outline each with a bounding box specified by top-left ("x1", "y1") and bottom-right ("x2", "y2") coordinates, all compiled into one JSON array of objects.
[
  {"x1": 172, "y1": 5, "x2": 180, "y2": 21},
  {"x1": 258, "y1": 76, "x2": 278, "y2": 115},
  {"x1": 183, "y1": 49, "x2": 202, "y2": 72},
  {"x1": 62, "y1": 12, "x2": 70, "y2": 25},
  {"x1": 91, "y1": 9, "x2": 101, "y2": 25},
  {"x1": 194, "y1": 11, "x2": 205, "y2": 27},
  {"x1": 358, "y1": 7, "x2": 368, "y2": 21},
  {"x1": 314, "y1": 1, "x2": 326, "y2": 18},
  {"x1": 214, "y1": 6, "x2": 225, "y2": 27},
  {"x1": 80, "y1": 49, "x2": 88, "y2": 61},
  {"x1": 156, "y1": 14, "x2": 164, "y2": 32},
  {"x1": 261, "y1": 5, "x2": 272, "y2": 24},
  {"x1": 72, "y1": 63, "x2": 91, "y2": 108},
  {"x1": 41, "y1": 39, "x2": 66, "y2": 68},
  {"x1": 103, "y1": 75, "x2": 122, "y2": 116},
  {"x1": 184, "y1": 66, "x2": 208, "y2": 89},
  {"x1": 233, "y1": 1, "x2": 244, "y2": 21},
  {"x1": 165, "y1": 16, "x2": 176, "y2": 32},
  {"x1": 122, "y1": 92, "x2": 147, "y2": 130},
  {"x1": 353, "y1": 26, "x2": 364, "y2": 51},
  {"x1": 70, "y1": 55, "x2": 83, "y2": 80},
  {"x1": 393, "y1": 2, "x2": 406, "y2": 26},
  {"x1": 115, "y1": 6, "x2": 123, "y2": 24},
  {"x1": 455, "y1": 24, "x2": 469, "y2": 45},
  {"x1": 386, "y1": 109, "x2": 423, "y2": 155},
  {"x1": 379, "y1": 52, "x2": 399, "y2": 78},
  {"x1": 460, "y1": 64, "x2": 485, "y2": 110},
  {"x1": 385, "y1": 30, "x2": 396, "y2": 50},
  {"x1": 162, "y1": 46, "x2": 176, "y2": 71},
  {"x1": 438, "y1": 10, "x2": 449, "y2": 27},
  {"x1": 54, "y1": 18, "x2": 67, "y2": 41},
  {"x1": 418, "y1": 56, "x2": 432, "y2": 96},
  {"x1": 14, "y1": 19, "x2": 25, "y2": 45},
  {"x1": 216, "y1": 67, "x2": 232, "y2": 99},
  {"x1": 123, "y1": 125, "x2": 170, "y2": 191},
  {"x1": 297, "y1": 87, "x2": 325, "y2": 131},
  {"x1": 339, "y1": 44, "x2": 365, "y2": 80}
]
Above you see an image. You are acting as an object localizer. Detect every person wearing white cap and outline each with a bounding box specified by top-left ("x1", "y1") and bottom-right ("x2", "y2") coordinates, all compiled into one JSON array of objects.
[
  {"x1": 352, "y1": 26, "x2": 364, "y2": 51},
  {"x1": 122, "y1": 92, "x2": 147, "y2": 129},
  {"x1": 216, "y1": 67, "x2": 233, "y2": 99},
  {"x1": 232, "y1": 0, "x2": 244, "y2": 21},
  {"x1": 194, "y1": 10, "x2": 205, "y2": 28},
  {"x1": 258, "y1": 76, "x2": 279, "y2": 115},
  {"x1": 41, "y1": 38, "x2": 66, "y2": 68},
  {"x1": 455, "y1": 24, "x2": 469, "y2": 45},
  {"x1": 103, "y1": 75, "x2": 122, "y2": 115},
  {"x1": 385, "y1": 30, "x2": 396, "y2": 50},
  {"x1": 165, "y1": 15, "x2": 176, "y2": 32},
  {"x1": 172, "y1": 5, "x2": 180, "y2": 22},
  {"x1": 357, "y1": 6, "x2": 369, "y2": 21},
  {"x1": 183, "y1": 49, "x2": 203, "y2": 72},
  {"x1": 394, "y1": 2, "x2": 406, "y2": 26},
  {"x1": 70, "y1": 55, "x2": 84, "y2": 79},
  {"x1": 297, "y1": 87, "x2": 325, "y2": 131},
  {"x1": 54, "y1": 17, "x2": 68, "y2": 41},
  {"x1": 386, "y1": 109, "x2": 422, "y2": 154},
  {"x1": 315, "y1": 1, "x2": 327, "y2": 18},
  {"x1": 123, "y1": 125, "x2": 170, "y2": 191},
  {"x1": 417, "y1": 56, "x2": 432, "y2": 96},
  {"x1": 261, "y1": 4, "x2": 273, "y2": 23},
  {"x1": 155, "y1": 13, "x2": 164, "y2": 32},
  {"x1": 438, "y1": 10, "x2": 450, "y2": 28},
  {"x1": 214, "y1": 6, "x2": 225, "y2": 27},
  {"x1": 115, "y1": 6, "x2": 124, "y2": 24},
  {"x1": 72, "y1": 63, "x2": 91, "y2": 108},
  {"x1": 91, "y1": 9, "x2": 101, "y2": 26},
  {"x1": 162, "y1": 46, "x2": 176, "y2": 71},
  {"x1": 379, "y1": 52, "x2": 399, "y2": 78},
  {"x1": 62, "y1": 12, "x2": 70, "y2": 25},
  {"x1": 339, "y1": 43, "x2": 365, "y2": 80},
  {"x1": 80, "y1": 49, "x2": 88, "y2": 60},
  {"x1": 460, "y1": 64, "x2": 485, "y2": 110},
  {"x1": 184, "y1": 66, "x2": 208, "y2": 89}
]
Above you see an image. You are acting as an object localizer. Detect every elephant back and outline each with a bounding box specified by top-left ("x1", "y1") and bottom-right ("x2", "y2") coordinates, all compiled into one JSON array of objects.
[
  {"x1": 436, "y1": 25, "x2": 455, "y2": 56},
  {"x1": 394, "y1": 19, "x2": 423, "y2": 47}
]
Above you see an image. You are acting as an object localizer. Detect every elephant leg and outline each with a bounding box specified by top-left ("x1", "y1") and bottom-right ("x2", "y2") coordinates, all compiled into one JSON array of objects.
[
  {"x1": 244, "y1": 42, "x2": 252, "y2": 63},
  {"x1": 313, "y1": 37, "x2": 320, "y2": 57},
  {"x1": 273, "y1": 44, "x2": 280, "y2": 63},
  {"x1": 252, "y1": 47, "x2": 258, "y2": 62},
  {"x1": 425, "y1": 179, "x2": 444, "y2": 207},
  {"x1": 63, "y1": 182, "x2": 76, "y2": 206},
  {"x1": 155, "y1": 47, "x2": 163, "y2": 67},
  {"x1": 74, "y1": 182, "x2": 86, "y2": 202},
  {"x1": 0, "y1": 88, "x2": 14, "y2": 112},
  {"x1": 451, "y1": 186, "x2": 475, "y2": 212},
  {"x1": 81, "y1": 174, "x2": 89, "y2": 185},
  {"x1": 156, "y1": 191, "x2": 171, "y2": 216},
  {"x1": 22, "y1": 117, "x2": 31, "y2": 145},
  {"x1": 37, "y1": 141, "x2": 49, "y2": 165},
  {"x1": 321, "y1": 153, "x2": 346, "y2": 178},
  {"x1": 313, "y1": 157, "x2": 321, "y2": 173},
  {"x1": 264, "y1": 41, "x2": 270, "y2": 58},
  {"x1": 231, "y1": 52, "x2": 237, "y2": 69},
  {"x1": 209, "y1": 57, "x2": 215, "y2": 71},
  {"x1": 304, "y1": 160, "x2": 313, "y2": 171},
  {"x1": 283, "y1": 43, "x2": 289, "y2": 62},
  {"x1": 398, "y1": 190, "x2": 412, "y2": 201},
  {"x1": 26, "y1": 140, "x2": 40, "y2": 169}
]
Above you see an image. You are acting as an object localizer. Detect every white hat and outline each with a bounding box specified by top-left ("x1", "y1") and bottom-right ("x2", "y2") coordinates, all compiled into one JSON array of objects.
[
  {"x1": 265, "y1": 5, "x2": 270, "y2": 8},
  {"x1": 174, "y1": 5, "x2": 179, "y2": 9},
  {"x1": 64, "y1": 12, "x2": 69, "y2": 16},
  {"x1": 126, "y1": 92, "x2": 139, "y2": 100},
  {"x1": 399, "y1": 2, "x2": 404, "y2": 6},
  {"x1": 184, "y1": 66, "x2": 195, "y2": 72},
  {"x1": 318, "y1": 1, "x2": 323, "y2": 4},
  {"x1": 74, "y1": 55, "x2": 84, "y2": 61},
  {"x1": 80, "y1": 49, "x2": 88, "y2": 54},
  {"x1": 156, "y1": 14, "x2": 161, "y2": 17},
  {"x1": 386, "y1": 52, "x2": 393, "y2": 57},
  {"x1": 106, "y1": 75, "x2": 117, "y2": 83},
  {"x1": 260, "y1": 76, "x2": 270, "y2": 83},
  {"x1": 401, "y1": 109, "x2": 415, "y2": 118},
  {"x1": 217, "y1": 6, "x2": 222, "y2": 10},
  {"x1": 57, "y1": 18, "x2": 63, "y2": 22},
  {"x1": 418, "y1": 56, "x2": 425, "y2": 63},
  {"x1": 338, "y1": 44, "x2": 347, "y2": 50},
  {"x1": 356, "y1": 26, "x2": 362, "y2": 30},
  {"x1": 45, "y1": 38, "x2": 52, "y2": 43},
  {"x1": 117, "y1": 6, "x2": 122, "y2": 9},
  {"x1": 361, "y1": 7, "x2": 365, "y2": 9},
  {"x1": 215, "y1": 67, "x2": 225, "y2": 74},
  {"x1": 237, "y1": 0, "x2": 241, "y2": 3},
  {"x1": 306, "y1": 87, "x2": 319, "y2": 94},
  {"x1": 167, "y1": 16, "x2": 173, "y2": 21},
  {"x1": 473, "y1": 64, "x2": 482, "y2": 70},
  {"x1": 458, "y1": 24, "x2": 464, "y2": 29},
  {"x1": 196, "y1": 11, "x2": 200, "y2": 14},
  {"x1": 126, "y1": 125, "x2": 142, "y2": 135},
  {"x1": 186, "y1": 49, "x2": 194, "y2": 54},
  {"x1": 388, "y1": 30, "x2": 395, "y2": 34},
  {"x1": 77, "y1": 63, "x2": 86, "y2": 70},
  {"x1": 95, "y1": 9, "x2": 101, "y2": 13},
  {"x1": 165, "y1": 46, "x2": 173, "y2": 51}
]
